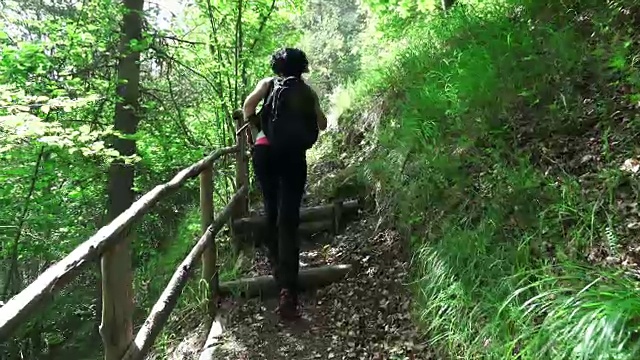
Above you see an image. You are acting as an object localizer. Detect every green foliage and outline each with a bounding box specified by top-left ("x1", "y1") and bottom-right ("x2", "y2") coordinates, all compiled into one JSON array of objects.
[
  {"x1": 503, "y1": 264, "x2": 640, "y2": 359},
  {"x1": 297, "y1": 0, "x2": 366, "y2": 100},
  {"x1": 0, "y1": 0, "x2": 302, "y2": 358},
  {"x1": 7, "y1": 0, "x2": 640, "y2": 357},
  {"x1": 332, "y1": 0, "x2": 640, "y2": 358}
]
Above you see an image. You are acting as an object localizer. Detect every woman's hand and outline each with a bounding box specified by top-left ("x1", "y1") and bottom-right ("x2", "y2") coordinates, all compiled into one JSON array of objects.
[{"x1": 247, "y1": 113, "x2": 260, "y2": 127}]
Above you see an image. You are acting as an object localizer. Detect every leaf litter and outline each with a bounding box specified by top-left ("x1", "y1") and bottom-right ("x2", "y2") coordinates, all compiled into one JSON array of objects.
[{"x1": 209, "y1": 214, "x2": 435, "y2": 359}]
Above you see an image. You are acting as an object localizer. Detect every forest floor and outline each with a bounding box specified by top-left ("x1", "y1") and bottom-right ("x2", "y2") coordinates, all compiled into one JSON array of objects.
[{"x1": 164, "y1": 158, "x2": 435, "y2": 360}]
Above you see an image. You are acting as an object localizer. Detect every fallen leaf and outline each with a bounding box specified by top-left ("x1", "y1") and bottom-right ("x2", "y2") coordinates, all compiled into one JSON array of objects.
[
  {"x1": 621, "y1": 158, "x2": 640, "y2": 173},
  {"x1": 627, "y1": 222, "x2": 640, "y2": 230}
]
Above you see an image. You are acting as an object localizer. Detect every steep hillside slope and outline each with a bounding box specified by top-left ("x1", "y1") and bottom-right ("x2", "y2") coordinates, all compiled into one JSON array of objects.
[{"x1": 321, "y1": 0, "x2": 640, "y2": 358}]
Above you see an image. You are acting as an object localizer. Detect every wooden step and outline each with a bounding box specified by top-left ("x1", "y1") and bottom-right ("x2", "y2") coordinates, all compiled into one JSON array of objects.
[
  {"x1": 199, "y1": 264, "x2": 353, "y2": 359},
  {"x1": 218, "y1": 264, "x2": 353, "y2": 299},
  {"x1": 232, "y1": 199, "x2": 361, "y2": 236}
]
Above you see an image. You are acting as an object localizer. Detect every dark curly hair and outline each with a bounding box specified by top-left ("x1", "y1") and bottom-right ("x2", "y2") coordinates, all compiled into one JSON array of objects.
[{"x1": 270, "y1": 47, "x2": 310, "y2": 78}]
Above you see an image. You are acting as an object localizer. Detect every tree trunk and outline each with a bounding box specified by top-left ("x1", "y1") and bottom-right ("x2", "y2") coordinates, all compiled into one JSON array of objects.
[
  {"x1": 442, "y1": 0, "x2": 455, "y2": 11},
  {"x1": 100, "y1": 0, "x2": 144, "y2": 359}
]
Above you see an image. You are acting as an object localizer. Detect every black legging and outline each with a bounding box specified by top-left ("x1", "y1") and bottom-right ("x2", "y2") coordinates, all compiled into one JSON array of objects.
[{"x1": 251, "y1": 144, "x2": 307, "y2": 293}]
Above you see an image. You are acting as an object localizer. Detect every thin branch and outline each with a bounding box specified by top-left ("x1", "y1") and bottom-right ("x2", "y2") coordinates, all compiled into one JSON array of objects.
[
  {"x1": 204, "y1": 0, "x2": 218, "y2": 44},
  {"x1": 139, "y1": 86, "x2": 170, "y2": 94},
  {"x1": 90, "y1": 97, "x2": 110, "y2": 132},
  {"x1": 234, "y1": 0, "x2": 243, "y2": 105},
  {"x1": 152, "y1": 45, "x2": 223, "y2": 97},
  {"x1": 62, "y1": 118, "x2": 110, "y2": 126},
  {"x1": 167, "y1": 72, "x2": 205, "y2": 148},
  {"x1": 159, "y1": 35, "x2": 206, "y2": 46},
  {"x1": 139, "y1": 88, "x2": 166, "y2": 105},
  {"x1": 3, "y1": 146, "x2": 46, "y2": 299},
  {"x1": 248, "y1": 0, "x2": 277, "y2": 53}
]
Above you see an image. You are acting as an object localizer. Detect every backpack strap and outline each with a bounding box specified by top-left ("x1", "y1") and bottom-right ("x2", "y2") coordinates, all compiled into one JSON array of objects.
[
  {"x1": 271, "y1": 76, "x2": 309, "y2": 119},
  {"x1": 265, "y1": 77, "x2": 276, "y2": 95},
  {"x1": 257, "y1": 77, "x2": 276, "y2": 132}
]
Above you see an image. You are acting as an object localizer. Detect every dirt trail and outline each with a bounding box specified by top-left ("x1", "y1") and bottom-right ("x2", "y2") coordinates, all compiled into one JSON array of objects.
[
  {"x1": 210, "y1": 216, "x2": 433, "y2": 360},
  {"x1": 174, "y1": 159, "x2": 435, "y2": 360}
]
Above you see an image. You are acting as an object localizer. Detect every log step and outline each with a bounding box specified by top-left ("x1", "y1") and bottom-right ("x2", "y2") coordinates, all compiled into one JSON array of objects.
[
  {"x1": 232, "y1": 200, "x2": 360, "y2": 235},
  {"x1": 218, "y1": 264, "x2": 352, "y2": 299},
  {"x1": 298, "y1": 220, "x2": 334, "y2": 236}
]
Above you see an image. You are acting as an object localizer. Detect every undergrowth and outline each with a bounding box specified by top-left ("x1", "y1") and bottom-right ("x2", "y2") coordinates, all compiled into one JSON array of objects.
[
  {"x1": 328, "y1": 0, "x2": 640, "y2": 358},
  {"x1": 138, "y1": 206, "x2": 247, "y2": 357}
]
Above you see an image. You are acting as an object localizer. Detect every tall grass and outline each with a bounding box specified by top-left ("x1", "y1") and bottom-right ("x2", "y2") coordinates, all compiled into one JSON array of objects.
[{"x1": 333, "y1": 0, "x2": 640, "y2": 358}]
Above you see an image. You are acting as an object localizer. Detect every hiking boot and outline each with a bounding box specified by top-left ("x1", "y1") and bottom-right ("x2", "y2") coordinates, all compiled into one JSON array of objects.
[{"x1": 276, "y1": 288, "x2": 300, "y2": 321}]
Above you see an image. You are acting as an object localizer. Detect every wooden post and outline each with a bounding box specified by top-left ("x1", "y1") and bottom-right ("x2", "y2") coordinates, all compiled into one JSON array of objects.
[
  {"x1": 200, "y1": 164, "x2": 216, "y2": 318},
  {"x1": 231, "y1": 109, "x2": 249, "y2": 252}
]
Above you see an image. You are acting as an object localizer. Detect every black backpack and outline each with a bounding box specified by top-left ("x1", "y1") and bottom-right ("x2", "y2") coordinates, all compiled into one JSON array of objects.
[{"x1": 260, "y1": 76, "x2": 319, "y2": 151}]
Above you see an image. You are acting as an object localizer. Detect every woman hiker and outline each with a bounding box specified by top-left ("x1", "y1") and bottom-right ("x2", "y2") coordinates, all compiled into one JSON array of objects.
[{"x1": 242, "y1": 47, "x2": 327, "y2": 320}]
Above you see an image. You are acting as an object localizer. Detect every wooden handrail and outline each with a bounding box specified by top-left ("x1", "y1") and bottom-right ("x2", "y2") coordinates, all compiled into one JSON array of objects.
[
  {"x1": 122, "y1": 185, "x2": 248, "y2": 360},
  {"x1": 0, "y1": 145, "x2": 239, "y2": 341},
  {"x1": 0, "y1": 104, "x2": 351, "y2": 359}
]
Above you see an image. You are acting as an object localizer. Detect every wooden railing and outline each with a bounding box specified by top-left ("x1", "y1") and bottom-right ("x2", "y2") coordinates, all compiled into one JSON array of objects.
[{"x1": 0, "y1": 111, "x2": 251, "y2": 360}]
